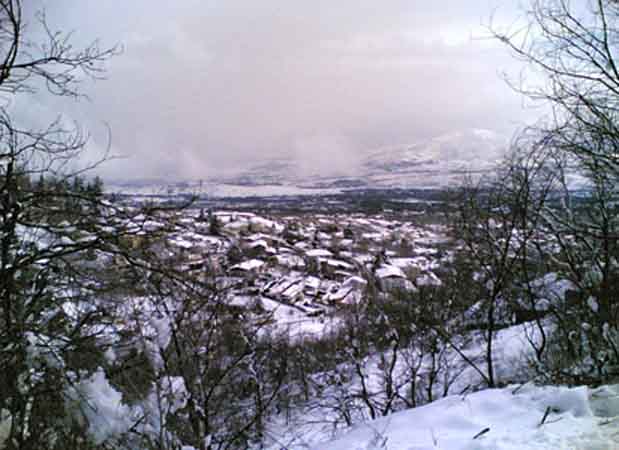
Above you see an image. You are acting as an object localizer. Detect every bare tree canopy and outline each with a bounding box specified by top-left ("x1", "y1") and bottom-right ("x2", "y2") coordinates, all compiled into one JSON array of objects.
[{"x1": 494, "y1": 0, "x2": 619, "y2": 175}]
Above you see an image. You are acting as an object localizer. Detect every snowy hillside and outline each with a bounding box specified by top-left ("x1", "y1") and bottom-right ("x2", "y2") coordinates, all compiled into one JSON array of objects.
[
  {"x1": 106, "y1": 129, "x2": 509, "y2": 196},
  {"x1": 362, "y1": 129, "x2": 507, "y2": 175},
  {"x1": 311, "y1": 384, "x2": 619, "y2": 450}
]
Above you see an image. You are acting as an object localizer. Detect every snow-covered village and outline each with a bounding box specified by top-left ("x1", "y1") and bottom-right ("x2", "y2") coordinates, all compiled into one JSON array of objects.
[
  {"x1": 3, "y1": 1, "x2": 619, "y2": 449},
  {"x1": 143, "y1": 207, "x2": 447, "y2": 334}
]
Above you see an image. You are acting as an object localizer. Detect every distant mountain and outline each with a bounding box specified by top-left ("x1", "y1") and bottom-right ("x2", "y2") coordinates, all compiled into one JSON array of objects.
[
  {"x1": 228, "y1": 128, "x2": 507, "y2": 183},
  {"x1": 362, "y1": 129, "x2": 507, "y2": 175},
  {"x1": 106, "y1": 128, "x2": 510, "y2": 197}
]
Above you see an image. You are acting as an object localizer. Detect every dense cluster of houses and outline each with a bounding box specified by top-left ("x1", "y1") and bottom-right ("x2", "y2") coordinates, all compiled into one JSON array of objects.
[{"x1": 119, "y1": 208, "x2": 450, "y2": 328}]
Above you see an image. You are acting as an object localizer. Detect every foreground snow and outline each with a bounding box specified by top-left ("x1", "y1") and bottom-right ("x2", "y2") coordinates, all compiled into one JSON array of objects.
[{"x1": 311, "y1": 384, "x2": 619, "y2": 450}]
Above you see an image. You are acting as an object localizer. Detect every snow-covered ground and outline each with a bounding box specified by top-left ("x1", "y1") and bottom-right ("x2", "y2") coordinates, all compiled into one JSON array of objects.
[{"x1": 310, "y1": 383, "x2": 619, "y2": 450}]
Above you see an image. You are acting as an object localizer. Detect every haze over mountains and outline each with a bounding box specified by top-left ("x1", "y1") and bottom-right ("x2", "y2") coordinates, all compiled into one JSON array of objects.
[{"x1": 107, "y1": 128, "x2": 509, "y2": 197}]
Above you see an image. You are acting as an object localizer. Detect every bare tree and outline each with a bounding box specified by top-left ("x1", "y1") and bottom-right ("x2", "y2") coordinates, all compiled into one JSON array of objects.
[
  {"x1": 447, "y1": 134, "x2": 565, "y2": 387},
  {"x1": 489, "y1": 0, "x2": 619, "y2": 383},
  {"x1": 0, "y1": 2, "x2": 129, "y2": 448}
]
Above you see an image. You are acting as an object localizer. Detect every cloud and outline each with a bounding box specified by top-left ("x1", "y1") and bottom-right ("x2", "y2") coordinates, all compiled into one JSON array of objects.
[{"x1": 33, "y1": 0, "x2": 530, "y2": 180}]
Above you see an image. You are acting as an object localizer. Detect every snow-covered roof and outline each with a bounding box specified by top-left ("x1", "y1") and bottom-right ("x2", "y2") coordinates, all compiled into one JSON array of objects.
[
  {"x1": 375, "y1": 265, "x2": 406, "y2": 279},
  {"x1": 275, "y1": 254, "x2": 306, "y2": 268},
  {"x1": 392, "y1": 256, "x2": 438, "y2": 272},
  {"x1": 343, "y1": 276, "x2": 367, "y2": 288},
  {"x1": 143, "y1": 220, "x2": 164, "y2": 231},
  {"x1": 306, "y1": 248, "x2": 333, "y2": 258},
  {"x1": 413, "y1": 246, "x2": 438, "y2": 256},
  {"x1": 324, "y1": 286, "x2": 356, "y2": 303},
  {"x1": 416, "y1": 271, "x2": 442, "y2": 286},
  {"x1": 281, "y1": 281, "x2": 304, "y2": 299},
  {"x1": 304, "y1": 276, "x2": 321, "y2": 289},
  {"x1": 170, "y1": 238, "x2": 193, "y2": 249},
  {"x1": 247, "y1": 239, "x2": 269, "y2": 249},
  {"x1": 325, "y1": 259, "x2": 354, "y2": 270},
  {"x1": 249, "y1": 216, "x2": 283, "y2": 232},
  {"x1": 230, "y1": 259, "x2": 265, "y2": 272}
]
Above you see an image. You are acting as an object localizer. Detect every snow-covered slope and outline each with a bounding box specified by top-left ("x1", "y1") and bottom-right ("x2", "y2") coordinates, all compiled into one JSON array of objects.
[
  {"x1": 362, "y1": 129, "x2": 507, "y2": 175},
  {"x1": 311, "y1": 384, "x2": 619, "y2": 450},
  {"x1": 238, "y1": 128, "x2": 508, "y2": 188}
]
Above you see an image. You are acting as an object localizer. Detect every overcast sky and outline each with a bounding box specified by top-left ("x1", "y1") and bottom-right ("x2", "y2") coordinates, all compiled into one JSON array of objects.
[{"x1": 30, "y1": 1, "x2": 533, "y2": 180}]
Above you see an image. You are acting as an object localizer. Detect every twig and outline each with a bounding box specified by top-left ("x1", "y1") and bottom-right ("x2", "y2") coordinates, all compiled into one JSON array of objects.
[
  {"x1": 473, "y1": 427, "x2": 490, "y2": 439},
  {"x1": 539, "y1": 406, "x2": 551, "y2": 426}
]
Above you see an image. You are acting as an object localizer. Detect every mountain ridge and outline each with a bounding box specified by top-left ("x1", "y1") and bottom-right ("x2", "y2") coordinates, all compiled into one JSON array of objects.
[{"x1": 106, "y1": 128, "x2": 510, "y2": 197}]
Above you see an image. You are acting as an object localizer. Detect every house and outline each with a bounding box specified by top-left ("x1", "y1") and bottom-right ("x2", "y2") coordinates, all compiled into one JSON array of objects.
[
  {"x1": 263, "y1": 277, "x2": 305, "y2": 304},
  {"x1": 274, "y1": 253, "x2": 306, "y2": 271},
  {"x1": 321, "y1": 258, "x2": 355, "y2": 280},
  {"x1": 243, "y1": 239, "x2": 276, "y2": 259},
  {"x1": 375, "y1": 264, "x2": 415, "y2": 292},
  {"x1": 248, "y1": 216, "x2": 284, "y2": 234},
  {"x1": 303, "y1": 276, "x2": 322, "y2": 298},
  {"x1": 228, "y1": 259, "x2": 265, "y2": 278}
]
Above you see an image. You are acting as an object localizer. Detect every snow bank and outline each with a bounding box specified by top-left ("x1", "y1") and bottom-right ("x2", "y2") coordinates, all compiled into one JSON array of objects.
[{"x1": 311, "y1": 384, "x2": 619, "y2": 450}]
